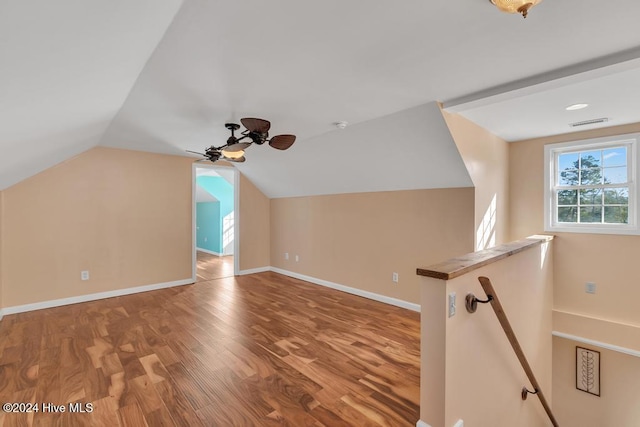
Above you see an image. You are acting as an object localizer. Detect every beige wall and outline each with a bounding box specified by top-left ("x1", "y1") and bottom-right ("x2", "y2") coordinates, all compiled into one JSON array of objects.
[
  {"x1": 510, "y1": 122, "x2": 640, "y2": 327},
  {"x1": 1, "y1": 147, "x2": 194, "y2": 308},
  {"x1": 239, "y1": 173, "x2": 270, "y2": 271},
  {"x1": 0, "y1": 191, "x2": 3, "y2": 313},
  {"x1": 270, "y1": 188, "x2": 475, "y2": 305},
  {"x1": 420, "y1": 239, "x2": 554, "y2": 427},
  {"x1": 442, "y1": 109, "x2": 510, "y2": 249},
  {"x1": 553, "y1": 337, "x2": 640, "y2": 427},
  {"x1": 510, "y1": 123, "x2": 640, "y2": 427}
]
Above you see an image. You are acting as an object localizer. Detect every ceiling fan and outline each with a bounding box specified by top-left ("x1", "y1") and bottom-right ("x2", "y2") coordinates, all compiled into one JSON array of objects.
[{"x1": 187, "y1": 118, "x2": 296, "y2": 163}]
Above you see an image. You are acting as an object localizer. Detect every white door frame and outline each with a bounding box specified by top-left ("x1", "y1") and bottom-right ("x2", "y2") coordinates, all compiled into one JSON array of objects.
[{"x1": 192, "y1": 163, "x2": 240, "y2": 281}]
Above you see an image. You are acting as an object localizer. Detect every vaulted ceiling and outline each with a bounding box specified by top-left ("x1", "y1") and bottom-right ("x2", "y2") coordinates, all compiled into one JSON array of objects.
[{"x1": 3, "y1": 0, "x2": 640, "y2": 196}]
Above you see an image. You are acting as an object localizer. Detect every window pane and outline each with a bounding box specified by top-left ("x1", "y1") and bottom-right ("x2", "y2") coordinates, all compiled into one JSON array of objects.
[
  {"x1": 579, "y1": 188, "x2": 602, "y2": 205},
  {"x1": 559, "y1": 169, "x2": 579, "y2": 186},
  {"x1": 558, "y1": 190, "x2": 577, "y2": 205},
  {"x1": 581, "y1": 151, "x2": 601, "y2": 168},
  {"x1": 580, "y1": 168, "x2": 603, "y2": 185},
  {"x1": 604, "y1": 188, "x2": 629, "y2": 204},
  {"x1": 559, "y1": 152, "x2": 579, "y2": 170},
  {"x1": 603, "y1": 166, "x2": 628, "y2": 184},
  {"x1": 603, "y1": 147, "x2": 627, "y2": 167},
  {"x1": 580, "y1": 206, "x2": 602, "y2": 223},
  {"x1": 604, "y1": 206, "x2": 628, "y2": 224},
  {"x1": 558, "y1": 207, "x2": 577, "y2": 222}
]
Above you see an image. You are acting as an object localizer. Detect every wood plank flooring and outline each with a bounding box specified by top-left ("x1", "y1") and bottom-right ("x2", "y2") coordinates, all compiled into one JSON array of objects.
[
  {"x1": 0, "y1": 272, "x2": 420, "y2": 426},
  {"x1": 196, "y1": 252, "x2": 234, "y2": 282}
]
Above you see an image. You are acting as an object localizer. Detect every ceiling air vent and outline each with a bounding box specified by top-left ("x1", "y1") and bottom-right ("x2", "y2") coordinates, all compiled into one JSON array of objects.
[{"x1": 569, "y1": 117, "x2": 609, "y2": 128}]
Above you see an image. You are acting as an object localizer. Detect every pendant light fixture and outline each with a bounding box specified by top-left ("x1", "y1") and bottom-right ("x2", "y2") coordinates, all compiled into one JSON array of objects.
[{"x1": 490, "y1": 0, "x2": 542, "y2": 18}]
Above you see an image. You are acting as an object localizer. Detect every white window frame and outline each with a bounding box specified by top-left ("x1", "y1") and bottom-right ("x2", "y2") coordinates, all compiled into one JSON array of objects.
[{"x1": 544, "y1": 133, "x2": 639, "y2": 235}]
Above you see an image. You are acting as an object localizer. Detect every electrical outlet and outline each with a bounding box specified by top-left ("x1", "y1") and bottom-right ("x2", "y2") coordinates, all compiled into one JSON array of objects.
[
  {"x1": 392, "y1": 272, "x2": 399, "y2": 283},
  {"x1": 81, "y1": 271, "x2": 90, "y2": 281},
  {"x1": 586, "y1": 282, "x2": 596, "y2": 294},
  {"x1": 295, "y1": 255, "x2": 299, "y2": 262},
  {"x1": 448, "y1": 292, "x2": 456, "y2": 317},
  {"x1": 285, "y1": 252, "x2": 289, "y2": 260},
  {"x1": 204, "y1": 237, "x2": 207, "y2": 242}
]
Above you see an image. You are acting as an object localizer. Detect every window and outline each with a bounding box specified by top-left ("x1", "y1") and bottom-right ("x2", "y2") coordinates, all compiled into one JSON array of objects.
[{"x1": 544, "y1": 133, "x2": 638, "y2": 234}]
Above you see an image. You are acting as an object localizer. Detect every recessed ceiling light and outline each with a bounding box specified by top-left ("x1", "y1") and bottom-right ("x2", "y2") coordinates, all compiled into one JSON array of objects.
[{"x1": 565, "y1": 103, "x2": 589, "y2": 111}]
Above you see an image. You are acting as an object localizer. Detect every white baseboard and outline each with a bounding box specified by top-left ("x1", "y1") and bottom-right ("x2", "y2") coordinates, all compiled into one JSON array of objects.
[
  {"x1": 1, "y1": 268, "x2": 420, "y2": 317},
  {"x1": 553, "y1": 331, "x2": 640, "y2": 358},
  {"x1": 416, "y1": 421, "x2": 433, "y2": 427},
  {"x1": 238, "y1": 266, "x2": 271, "y2": 275},
  {"x1": 196, "y1": 247, "x2": 223, "y2": 256},
  {"x1": 1, "y1": 278, "x2": 194, "y2": 316},
  {"x1": 271, "y1": 267, "x2": 421, "y2": 312}
]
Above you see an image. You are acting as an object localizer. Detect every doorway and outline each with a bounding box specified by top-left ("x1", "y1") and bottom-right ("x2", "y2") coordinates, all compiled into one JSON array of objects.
[{"x1": 192, "y1": 164, "x2": 239, "y2": 281}]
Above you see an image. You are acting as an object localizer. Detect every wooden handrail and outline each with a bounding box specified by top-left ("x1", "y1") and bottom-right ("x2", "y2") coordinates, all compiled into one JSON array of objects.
[{"x1": 476, "y1": 276, "x2": 559, "y2": 427}]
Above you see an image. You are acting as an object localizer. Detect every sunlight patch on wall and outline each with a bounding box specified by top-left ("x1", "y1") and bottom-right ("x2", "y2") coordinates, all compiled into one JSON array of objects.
[
  {"x1": 476, "y1": 194, "x2": 497, "y2": 251},
  {"x1": 223, "y1": 211, "x2": 235, "y2": 255},
  {"x1": 540, "y1": 240, "x2": 549, "y2": 269}
]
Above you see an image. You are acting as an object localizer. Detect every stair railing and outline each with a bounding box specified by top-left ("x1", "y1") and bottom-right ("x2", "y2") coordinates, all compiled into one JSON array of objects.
[{"x1": 466, "y1": 276, "x2": 559, "y2": 427}]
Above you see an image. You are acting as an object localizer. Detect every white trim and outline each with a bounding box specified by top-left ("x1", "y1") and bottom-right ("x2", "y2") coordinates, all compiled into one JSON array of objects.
[
  {"x1": 233, "y1": 167, "x2": 240, "y2": 276},
  {"x1": 416, "y1": 421, "x2": 433, "y2": 427},
  {"x1": 238, "y1": 266, "x2": 271, "y2": 275},
  {"x1": 0, "y1": 308, "x2": 4, "y2": 321},
  {"x1": 1, "y1": 278, "x2": 193, "y2": 316},
  {"x1": 196, "y1": 247, "x2": 223, "y2": 256},
  {"x1": 544, "y1": 133, "x2": 640, "y2": 235},
  {"x1": 553, "y1": 331, "x2": 640, "y2": 358},
  {"x1": 193, "y1": 164, "x2": 240, "y2": 280},
  {"x1": 271, "y1": 267, "x2": 421, "y2": 312},
  {"x1": 192, "y1": 165, "x2": 197, "y2": 282}
]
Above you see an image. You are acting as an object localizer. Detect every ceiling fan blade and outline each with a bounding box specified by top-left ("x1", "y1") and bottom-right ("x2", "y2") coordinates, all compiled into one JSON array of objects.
[
  {"x1": 269, "y1": 134, "x2": 296, "y2": 150},
  {"x1": 224, "y1": 142, "x2": 252, "y2": 152},
  {"x1": 225, "y1": 155, "x2": 246, "y2": 163},
  {"x1": 186, "y1": 150, "x2": 206, "y2": 156},
  {"x1": 241, "y1": 118, "x2": 271, "y2": 134}
]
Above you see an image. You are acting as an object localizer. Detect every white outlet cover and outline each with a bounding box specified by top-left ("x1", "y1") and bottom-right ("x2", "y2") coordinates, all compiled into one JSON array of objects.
[
  {"x1": 285, "y1": 252, "x2": 289, "y2": 260},
  {"x1": 448, "y1": 292, "x2": 456, "y2": 317},
  {"x1": 81, "y1": 271, "x2": 90, "y2": 280},
  {"x1": 392, "y1": 272, "x2": 399, "y2": 283},
  {"x1": 586, "y1": 282, "x2": 596, "y2": 294}
]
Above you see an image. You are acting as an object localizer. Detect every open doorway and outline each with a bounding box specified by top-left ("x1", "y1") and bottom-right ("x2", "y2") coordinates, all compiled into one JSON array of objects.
[{"x1": 192, "y1": 164, "x2": 239, "y2": 281}]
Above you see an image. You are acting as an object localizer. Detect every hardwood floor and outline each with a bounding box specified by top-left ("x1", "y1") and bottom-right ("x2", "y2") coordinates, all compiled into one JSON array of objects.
[
  {"x1": 0, "y1": 272, "x2": 420, "y2": 426},
  {"x1": 196, "y1": 251, "x2": 234, "y2": 282}
]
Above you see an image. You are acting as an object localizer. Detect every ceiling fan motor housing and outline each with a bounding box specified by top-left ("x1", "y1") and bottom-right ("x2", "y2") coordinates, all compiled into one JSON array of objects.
[
  {"x1": 250, "y1": 131, "x2": 267, "y2": 145},
  {"x1": 204, "y1": 148, "x2": 221, "y2": 161}
]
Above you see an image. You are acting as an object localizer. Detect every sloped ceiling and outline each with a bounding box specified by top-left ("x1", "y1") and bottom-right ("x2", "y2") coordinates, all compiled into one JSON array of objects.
[
  {"x1": 195, "y1": 184, "x2": 217, "y2": 203},
  {"x1": 4, "y1": 0, "x2": 640, "y2": 195},
  {"x1": 0, "y1": 0, "x2": 183, "y2": 190}
]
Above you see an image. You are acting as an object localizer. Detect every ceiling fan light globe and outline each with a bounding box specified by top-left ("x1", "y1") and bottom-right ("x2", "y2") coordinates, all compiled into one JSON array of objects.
[
  {"x1": 490, "y1": 0, "x2": 540, "y2": 17},
  {"x1": 221, "y1": 149, "x2": 245, "y2": 159}
]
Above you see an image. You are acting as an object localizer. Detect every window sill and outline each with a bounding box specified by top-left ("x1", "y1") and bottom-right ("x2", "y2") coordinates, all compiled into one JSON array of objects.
[{"x1": 545, "y1": 224, "x2": 640, "y2": 235}]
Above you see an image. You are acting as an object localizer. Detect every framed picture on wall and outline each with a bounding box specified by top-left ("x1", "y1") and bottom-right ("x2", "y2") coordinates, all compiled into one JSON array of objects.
[{"x1": 576, "y1": 346, "x2": 600, "y2": 396}]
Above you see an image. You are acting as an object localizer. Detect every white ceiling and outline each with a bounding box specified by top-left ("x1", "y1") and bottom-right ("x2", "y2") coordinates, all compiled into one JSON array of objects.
[
  {"x1": 443, "y1": 48, "x2": 640, "y2": 141},
  {"x1": 4, "y1": 0, "x2": 640, "y2": 195}
]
